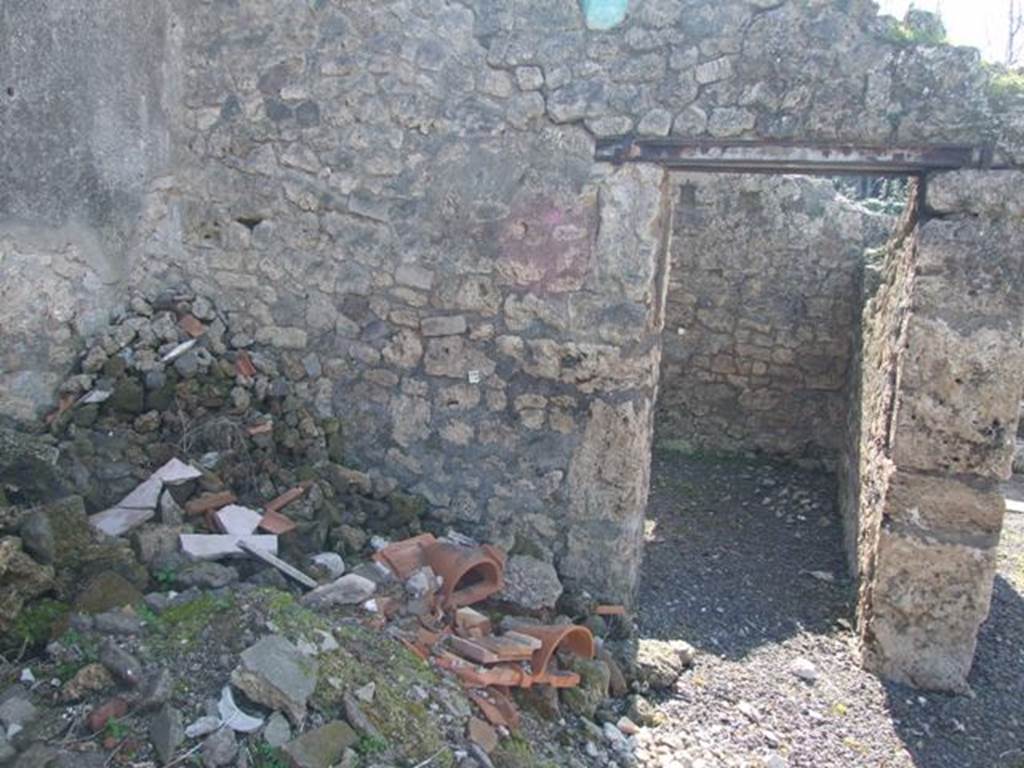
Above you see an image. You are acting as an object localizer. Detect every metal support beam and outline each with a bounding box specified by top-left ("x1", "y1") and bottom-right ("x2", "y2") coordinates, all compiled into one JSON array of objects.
[{"x1": 594, "y1": 137, "x2": 999, "y2": 176}]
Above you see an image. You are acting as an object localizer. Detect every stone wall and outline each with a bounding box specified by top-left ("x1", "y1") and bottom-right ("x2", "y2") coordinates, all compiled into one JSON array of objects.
[
  {"x1": 3, "y1": 0, "x2": 1024, "y2": 612},
  {"x1": 845, "y1": 171, "x2": 1024, "y2": 691},
  {"x1": 657, "y1": 174, "x2": 893, "y2": 462}
]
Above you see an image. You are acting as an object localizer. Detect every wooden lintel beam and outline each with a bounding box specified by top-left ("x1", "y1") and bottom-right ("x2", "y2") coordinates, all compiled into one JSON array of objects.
[{"x1": 594, "y1": 137, "x2": 1002, "y2": 176}]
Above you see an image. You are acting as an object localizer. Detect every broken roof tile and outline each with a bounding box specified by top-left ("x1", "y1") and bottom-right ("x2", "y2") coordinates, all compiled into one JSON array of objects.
[
  {"x1": 259, "y1": 510, "x2": 297, "y2": 535},
  {"x1": 448, "y1": 636, "x2": 500, "y2": 665},
  {"x1": 466, "y1": 689, "x2": 520, "y2": 729}
]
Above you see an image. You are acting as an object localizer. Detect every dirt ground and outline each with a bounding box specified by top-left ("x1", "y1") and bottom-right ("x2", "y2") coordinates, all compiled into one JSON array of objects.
[{"x1": 633, "y1": 451, "x2": 1024, "y2": 768}]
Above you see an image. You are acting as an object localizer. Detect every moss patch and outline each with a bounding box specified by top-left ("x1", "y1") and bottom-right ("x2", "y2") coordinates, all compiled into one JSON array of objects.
[
  {"x1": 314, "y1": 623, "x2": 451, "y2": 767},
  {"x1": 145, "y1": 592, "x2": 235, "y2": 655},
  {"x1": 253, "y1": 588, "x2": 332, "y2": 642}
]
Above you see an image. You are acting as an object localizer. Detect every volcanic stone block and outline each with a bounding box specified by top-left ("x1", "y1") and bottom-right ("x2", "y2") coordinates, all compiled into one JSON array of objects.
[
  {"x1": 889, "y1": 315, "x2": 1023, "y2": 479},
  {"x1": 860, "y1": 526, "x2": 997, "y2": 691},
  {"x1": 882, "y1": 472, "x2": 1005, "y2": 537}
]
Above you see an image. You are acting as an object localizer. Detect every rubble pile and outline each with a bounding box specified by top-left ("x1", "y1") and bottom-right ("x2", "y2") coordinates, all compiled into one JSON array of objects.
[
  {"x1": 30, "y1": 289, "x2": 435, "y2": 566},
  {"x1": 0, "y1": 290, "x2": 703, "y2": 767}
]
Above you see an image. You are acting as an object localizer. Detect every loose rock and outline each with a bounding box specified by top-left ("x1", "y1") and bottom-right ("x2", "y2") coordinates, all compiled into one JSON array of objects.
[
  {"x1": 301, "y1": 573, "x2": 376, "y2": 608},
  {"x1": 281, "y1": 721, "x2": 357, "y2": 768},
  {"x1": 230, "y1": 635, "x2": 318, "y2": 726},
  {"x1": 501, "y1": 555, "x2": 563, "y2": 611},
  {"x1": 149, "y1": 704, "x2": 185, "y2": 765}
]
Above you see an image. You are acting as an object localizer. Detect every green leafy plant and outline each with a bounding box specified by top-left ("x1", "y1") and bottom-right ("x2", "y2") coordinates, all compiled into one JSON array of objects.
[
  {"x1": 7, "y1": 599, "x2": 69, "y2": 651},
  {"x1": 154, "y1": 567, "x2": 177, "y2": 588},
  {"x1": 356, "y1": 734, "x2": 388, "y2": 756},
  {"x1": 104, "y1": 718, "x2": 128, "y2": 742},
  {"x1": 988, "y1": 69, "x2": 1024, "y2": 101},
  {"x1": 136, "y1": 603, "x2": 158, "y2": 625}
]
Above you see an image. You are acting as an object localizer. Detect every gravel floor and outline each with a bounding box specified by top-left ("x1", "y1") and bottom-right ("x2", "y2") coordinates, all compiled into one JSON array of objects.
[{"x1": 634, "y1": 451, "x2": 1024, "y2": 768}]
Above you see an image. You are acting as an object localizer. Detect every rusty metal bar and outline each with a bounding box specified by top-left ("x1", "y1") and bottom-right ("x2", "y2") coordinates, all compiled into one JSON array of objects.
[{"x1": 594, "y1": 137, "x2": 996, "y2": 175}]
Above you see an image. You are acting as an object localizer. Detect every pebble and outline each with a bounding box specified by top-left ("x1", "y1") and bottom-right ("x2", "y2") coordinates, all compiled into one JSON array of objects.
[
  {"x1": 99, "y1": 640, "x2": 143, "y2": 687},
  {"x1": 310, "y1": 552, "x2": 346, "y2": 579},
  {"x1": 186, "y1": 716, "x2": 222, "y2": 740},
  {"x1": 202, "y1": 727, "x2": 238, "y2": 767},
  {"x1": 788, "y1": 658, "x2": 819, "y2": 683}
]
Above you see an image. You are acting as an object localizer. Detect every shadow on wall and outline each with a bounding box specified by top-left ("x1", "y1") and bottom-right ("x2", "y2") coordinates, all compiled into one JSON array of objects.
[
  {"x1": 636, "y1": 450, "x2": 853, "y2": 660},
  {"x1": 884, "y1": 574, "x2": 1024, "y2": 768}
]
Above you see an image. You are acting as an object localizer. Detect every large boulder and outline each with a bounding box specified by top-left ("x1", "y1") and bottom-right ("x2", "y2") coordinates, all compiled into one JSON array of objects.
[
  {"x1": 0, "y1": 426, "x2": 64, "y2": 504},
  {"x1": 0, "y1": 536, "x2": 55, "y2": 634},
  {"x1": 31, "y1": 496, "x2": 147, "y2": 597}
]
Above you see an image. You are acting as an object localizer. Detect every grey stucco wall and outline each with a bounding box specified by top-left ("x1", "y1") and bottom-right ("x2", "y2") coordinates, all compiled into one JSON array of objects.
[{"x1": 0, "y1": 0, "x2": 176, "y2": 419}]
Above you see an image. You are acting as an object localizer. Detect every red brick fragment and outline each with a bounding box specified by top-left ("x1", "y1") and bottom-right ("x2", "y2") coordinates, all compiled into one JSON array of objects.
[
  {"x1": 258, "y1": 510, "x2": 297, "y2": 535},
  {"x1": 373, "y1": 533, "x2": 436, "y2": 579},
  {"x1": 263, "y1": 483, "x2": 311, "y2": 515},
  {"x1": 235, "y1": 350, "x2": 257, "y2": 378},
  {"x1": 178, "y1": 314, "x2": 207, "y2": 338},
  {"x1": 184, "y1": 491, "x2": 237, "y2": 517},
  {"x1": 466, "y1": 688, "x2": 521, "y2": 729},
  {"x1": 87, "y1": 697, "x2": 129, "y2": 733}
]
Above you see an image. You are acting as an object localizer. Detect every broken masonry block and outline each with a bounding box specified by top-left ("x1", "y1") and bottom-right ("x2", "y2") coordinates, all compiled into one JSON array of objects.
[
  {"x1": 179, "y1": 534, "x2": 278, "y2": 561},
  {"x1": 214, "y1": 505, "x2": 263, "y2": 536}
]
